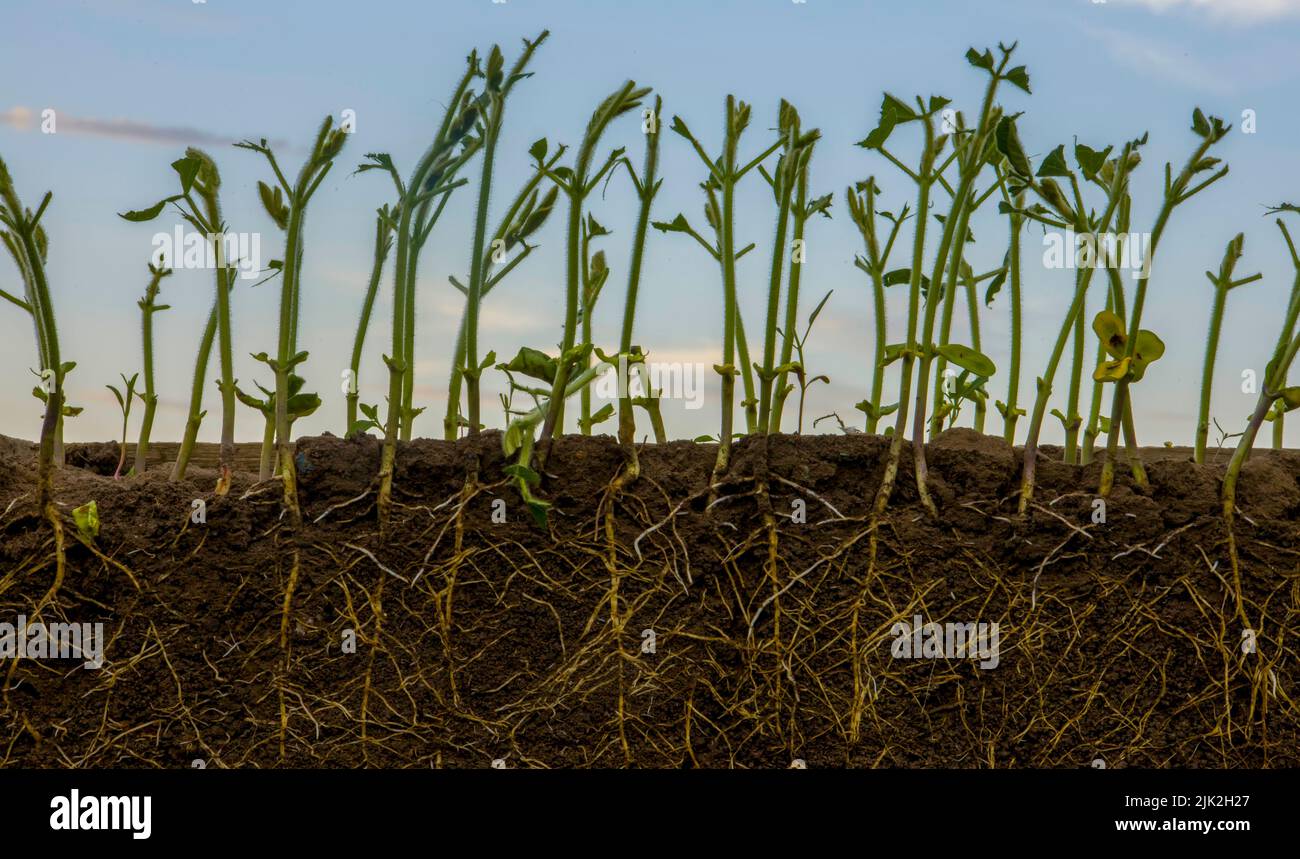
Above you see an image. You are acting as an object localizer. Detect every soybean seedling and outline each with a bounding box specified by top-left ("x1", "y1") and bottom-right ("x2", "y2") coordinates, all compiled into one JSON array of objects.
[
  {"x1": 1195, "y1": 233, "x2": 1261, "y2": 464},
  {"x1": 655, "y1": 95, "x2": 783, "y2": 484},
  {"x1": 1080, "y1": 193, "x2": 1133, "y2": 464},
  {"x1": 0, "y1": 155, "x2": 70, "y2": 512},
  {"x1": 1224, "y1": 216, "x2": 1300, "y2": 525},
  {"x1": 846, "y1": 177, "x2": 909, "y2": 434},
  {"x1": 905, "y1": 45, "x2": 1021, "y2": 516},
  {"x1": 236, "y1": 376, "x2": 321, "y2": 480},
  {"x1": 362, "y1": 53, "x2": 483, "y2": 533},
  {"x1": 578, "y1": 214, "x2": 613, "y2": 434},
  {"x1": 345, "y1": 204, "x2": 396, "y2": 434},
  {"x1": 857, "y1": 92, "x2": 944, "y2": 517},
  {"x1": 1007, "y1": 132, "x2": 1144, "y2": 514},
  {"x1": 530, "y1": 80, "x2": 649, "y2": 475},
  {"x1": 0, "y1": 175, "x2": 78, "y2": 475},
  {"x1": 755, "y1": 102, "x2": 821, "y2": 436},
  {"x1": 121, "y1": 149, "x2": 239, "y2": 492},
  {"x1": 238, "y1": 119, "x2": 348, "y2": 521},
  {"x1": 776, "y1": 290, "x2": 833, "y2": 434},
  {"x1": 106, "y1": 373, "x2": 140, "y2": 479},
  {"x1": 610, "y1": 95, "x2": 666, "y2": 473},
  {"x1": 132, "y1": 263, "x2": 172, "y2": 475},
  {"x1": 770, "y1": 120, "x2": 832, "y2": 433},
  {"x1": 935, "y1": 259, "x2": 1004, "y2": 434},
  {"x1": 991, "y1": 172, "x2": 1026, "y2": 444},
  {"x1": 457, "y1": 33, "x2": 549, "y2": 440},
  {"x1": 1098, "y1": 109, "x2": 1232, "y2": 498},
  {"x1": 444, "y1": 136, "x2": 561, "y2": 439}
]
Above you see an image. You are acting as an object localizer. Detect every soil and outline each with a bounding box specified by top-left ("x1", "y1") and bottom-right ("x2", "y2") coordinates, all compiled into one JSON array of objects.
[{"x1": 0, "y1": 429, "x2": 1296, "y2": 768}]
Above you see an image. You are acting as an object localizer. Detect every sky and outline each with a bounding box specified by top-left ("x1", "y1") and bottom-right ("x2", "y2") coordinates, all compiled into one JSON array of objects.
[{"x1": 3, "y1": 0, "x2": 1300, "y2": 448}]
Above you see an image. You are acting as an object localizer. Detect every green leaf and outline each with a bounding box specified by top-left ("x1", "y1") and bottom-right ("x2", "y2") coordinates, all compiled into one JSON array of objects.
[
  {"x1": 1004, "y1": 65, "x2": 1032, "y2": 94},
  {"x1": 529, "y1": 137, "x2": 548, "y2": 163},
  {"x1": 1036, "y1": 145, "x2": 1070, "y2": 178},
  {"x1": 503, "y1": 422, "x2": 524, "y2": 458},
  {"x1": 857, "y1": 93, "x2": 915, "y2": 150},
  {"x1": 1074, "y1": 142, "x2": 1112, "y2": 180},
  {"x1": 1279, "y1": 387, "x2": 1300, "y2": 412},
  {"x1": 72, "y1": 500, "x2": 99, "y2": 541},
  {"x1": 995, "y1": 116, "x2": 1032, "y2": 179},
  {"x1": 965, "y1": 47, "x2": 995, "y2": 71},
  {"x1": 118, "y1": 197, "x2": 179, "y2": 222},
  {"x1": 937, "y1": 343, "x2": 995, "y2": 377},
  {"x1": 652, "y1": 213, "x2": 692, "y2": 234},
  {"x1": 286, "y1": 392, "x2": 321, "y2": 418},
  {"x1": 583, "y1": 403, "x2": 615, "y2": 428},
  {"x1": 1191, "y1": 108, "x2": 1211, "y2": 139},
  {"x1": 258, "y1": 181, "x2": 289, "y2": 230},
  {"x1": 927, "y1": 95, "x2": 951, "y2": 115},
  {"x1": 525, "y1": 499, "x2": 551, "y2": 529},
  {"x1": 504, "y1": 463, "x2": 542, "y2": 486},
  {"x1": 880, "y1": 343, "x2": 909, "y2": 367},
  {"x1": 984, "y1": 255, "x2": 1010, "y2": 307},
  {"x1": 346, "y1": 419, "x2": 380, "y2": 436},
  {"x1": 171, "y1": 155, "x2": 202, "y2": 194},
  {"x1": 1037, "y1": 178, "x2": 1074, "y2": 221}
]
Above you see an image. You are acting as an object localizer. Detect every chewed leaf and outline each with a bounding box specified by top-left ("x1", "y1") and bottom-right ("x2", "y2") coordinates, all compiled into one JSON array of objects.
[
  {"x1": 937, "y1": 343, "x2": 995, "y2": 378},
  {"x1": 1092, "y1": 310, "x2": 1127, "y2": 358}
]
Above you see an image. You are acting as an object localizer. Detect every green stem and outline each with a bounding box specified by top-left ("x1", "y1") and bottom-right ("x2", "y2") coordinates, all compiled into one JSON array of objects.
[
  {"x1": 771, "y1": 158, "x2": 810, "y2": 432},
  {"x1": 133, "y1": 267, "x2": 168, "y2": 475},
  {"x1": 618, "y1": 97, "x2": 663, "y2": 462},
  {"x1": 1063, "y1": 287, "x2": 1086, "y2": 463},
  {"x1": 347, "y1": 210, "x2": 392, "y2": 432},
  {"x1": 1018, "y1": 157, "x2": 1129, "y2": 514},
  {"x1": 172, "y1": 301, "x2": 217, "y2": 481},
  {"x1": 1196, "y1": 283, "x2": 1229, "y2": 464},
  {"x1": 758, "y1": 149, "x2": 798, "y2": 435}
]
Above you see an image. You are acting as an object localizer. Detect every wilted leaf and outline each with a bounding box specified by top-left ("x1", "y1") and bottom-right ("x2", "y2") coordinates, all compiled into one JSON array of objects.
[
  {"x1": 1092, "y1": 310, "x2": 1127, "y2": 358},
  {"x1": 73, "y1": 500, "x2": 99, "y2": 541},
  {"x1": 1129, "y1": 329, "x2": 1165, "y2": 381},
  {"x1": 1093, "y1": 357, "x2": 1131, "y2": 383}
]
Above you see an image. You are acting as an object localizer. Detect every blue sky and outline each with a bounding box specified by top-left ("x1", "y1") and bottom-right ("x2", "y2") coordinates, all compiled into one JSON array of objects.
[{"x1": 3, "y1": 0, "x2": 1300, "y2": 447}]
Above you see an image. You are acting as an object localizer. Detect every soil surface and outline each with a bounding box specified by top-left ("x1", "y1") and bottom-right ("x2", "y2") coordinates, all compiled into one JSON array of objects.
[{"x1": 1, "y1": 430, "x2": 1296, "y2": 768}]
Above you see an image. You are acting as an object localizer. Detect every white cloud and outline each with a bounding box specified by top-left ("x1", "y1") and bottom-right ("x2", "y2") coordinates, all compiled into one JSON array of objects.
[
  {"x1": 1082, "y1": 25, "x2": 1235, "y2": 94},
  {"x1": 0, "y1": 106, "x2": 286, "y2": 148},
  {"x1": 1110, "y1": 0, "x2": 1300, "y2": 24}
]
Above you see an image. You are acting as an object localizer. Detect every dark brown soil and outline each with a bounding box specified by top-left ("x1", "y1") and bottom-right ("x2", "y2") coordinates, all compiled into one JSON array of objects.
[{"x1": 1, "y1": 429, "x2": 1297, "y2": 768}]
